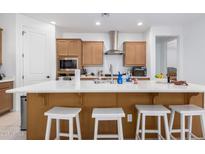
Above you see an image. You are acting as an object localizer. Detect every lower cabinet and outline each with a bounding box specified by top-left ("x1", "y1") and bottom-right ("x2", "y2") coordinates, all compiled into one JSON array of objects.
[{"x1": 0, "y1": 82, "x2": 13, "y2": 114}]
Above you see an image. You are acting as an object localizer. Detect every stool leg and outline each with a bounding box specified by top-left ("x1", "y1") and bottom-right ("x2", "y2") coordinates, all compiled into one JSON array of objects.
[
  {"x1": 56, "y1": 119, "x2": 60, "y2": 140},
  {"x1": 163, "y1": 114, "x2": 170, "y2": 140},
  {"x1": 117, "y1": 118, "x2": 124, "y2": 140},
  {"x1": 135, "y1": 112, "x2": 141, "y2": 139},
  {"x1": 94, "y1": 119, "x2": 98, "y2": 140},
  {"x1": 200, "y1": 113, "x2": 205, "y2": 139},
  {"x1": 169, "y1": 111, "x2": 175, "y2": 136},
  {"x1": 180, "y1": 114, "x2": 185, "y2": 140},
  {"x1": 187, "y1": 116, "x2": 192, "y2": 140},
  {"x1": 45, "y1": 117, "x2": 52, "y2": 140},
  {"x1": 69, "y1": 118, "x2": 73, "y2": 140},
  {"x1": 141, "y1": 114, "x2": 146, "y2": 140},
  {"x1": 76, "y1": 114, "x2": 82, "y2": 140},
  {"x1": 157, "y1": 116, "x2": 161, "y2": 140}
]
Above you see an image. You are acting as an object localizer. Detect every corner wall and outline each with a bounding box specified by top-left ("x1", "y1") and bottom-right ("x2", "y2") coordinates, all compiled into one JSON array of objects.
[
  {"x1": 0, "y1": 13, "x2": 17, "y2": 111},
  {"x1": 0, "y1": 14, "x2": 16, "y2": 77}
]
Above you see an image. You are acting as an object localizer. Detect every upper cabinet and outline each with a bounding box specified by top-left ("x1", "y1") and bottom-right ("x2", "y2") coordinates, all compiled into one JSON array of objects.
[
  {"x1": 123, "y1": 41, "x2": 146, "y2": 66},
  {"x1": 0, "y1": 28, "x2": 2, "y2": 64},
  {"x1": 56, "y1": 39, "x2": 82, "y2": 57},
  {"x1": 82, "y1": 41, "x2": 104, "y2": 66}
]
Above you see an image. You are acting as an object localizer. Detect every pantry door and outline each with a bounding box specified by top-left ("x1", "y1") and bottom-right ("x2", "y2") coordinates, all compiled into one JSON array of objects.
[{"x1": 22, "y1": 26, "x2": 51, "y2": 86}]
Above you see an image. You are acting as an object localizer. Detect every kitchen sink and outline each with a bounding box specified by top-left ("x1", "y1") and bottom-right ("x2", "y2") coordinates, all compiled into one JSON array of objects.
[{"x1": 94, "y1": 79, "x2": 114, "y2": 84}]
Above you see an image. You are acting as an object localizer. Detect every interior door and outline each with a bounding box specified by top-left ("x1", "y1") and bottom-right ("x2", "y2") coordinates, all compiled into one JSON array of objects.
[{"x1": 22, "y1": 26, "x2": 51, "y2": 86}]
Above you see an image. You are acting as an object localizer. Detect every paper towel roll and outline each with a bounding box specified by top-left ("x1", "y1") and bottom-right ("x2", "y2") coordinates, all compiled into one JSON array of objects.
[{"x1": 74, "y1": 69, "x2": 80, "y2": 83}]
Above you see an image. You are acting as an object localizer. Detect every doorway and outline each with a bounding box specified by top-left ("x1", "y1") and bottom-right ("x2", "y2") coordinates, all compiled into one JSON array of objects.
[{"x1": 155, "y1": 36, "x2": 179, "y2": 79}]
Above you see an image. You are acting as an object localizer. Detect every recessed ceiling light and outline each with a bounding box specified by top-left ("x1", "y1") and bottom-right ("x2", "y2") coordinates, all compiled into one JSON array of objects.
[
  {"x1": 137, "y1": 22, "x2": 143, "y2": 26},
  {"x1": 95, "y1": 21, "x2": 101, "y2": 26},
  {"x1": 50, "y1": 21, "x2": 56, "y2": 25}
]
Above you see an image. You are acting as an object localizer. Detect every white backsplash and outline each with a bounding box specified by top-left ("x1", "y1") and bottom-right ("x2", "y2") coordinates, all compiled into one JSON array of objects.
[{"x1": 84, "y1": 55, "x2": 131, "y2": 75}]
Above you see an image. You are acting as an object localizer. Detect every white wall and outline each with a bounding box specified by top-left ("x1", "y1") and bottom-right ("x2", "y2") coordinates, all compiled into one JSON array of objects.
[
  {"x1": 0, "y1": 13, "x2": 17, "y2": 111},
  {"x1": 62, "y1": 32, "x2": 145, "y2": 74},
  {"x1": 156, "y1": 38, "x2": 167, "y2": 74},
  {"x1": 0, "y1": 14, "x2": 16, "y2": 77},
  {"x1": 183, "y1": 17, "x2": 205, "y2": 84},
  {"x1": 167, "y1": 39, "x2": 178, "y2": 68}
]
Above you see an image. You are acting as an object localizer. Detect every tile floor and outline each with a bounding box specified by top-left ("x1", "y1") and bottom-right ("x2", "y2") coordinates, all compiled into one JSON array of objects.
[{"x1": 0, "y1": 112, "x2": 26, "y2": 140}]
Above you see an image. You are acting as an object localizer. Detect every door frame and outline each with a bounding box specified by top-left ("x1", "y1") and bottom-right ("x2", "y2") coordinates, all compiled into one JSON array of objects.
[
  {"x1": 153, "y1": 34, "x2": 183, "y2": 81},
  {"x1": 15, "y1": 14, "x2": 56, "y2": 111}
]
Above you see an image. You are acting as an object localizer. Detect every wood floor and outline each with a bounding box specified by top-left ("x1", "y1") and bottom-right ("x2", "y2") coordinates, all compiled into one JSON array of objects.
[{"x1": 0, "y1": 112, "x2": 26, "y2": 140}]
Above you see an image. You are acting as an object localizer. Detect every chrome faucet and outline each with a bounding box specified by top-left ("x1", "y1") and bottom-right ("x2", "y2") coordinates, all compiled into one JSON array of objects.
[{"x1": 109, "y1": 64, "x2": 114, "y2": 84}]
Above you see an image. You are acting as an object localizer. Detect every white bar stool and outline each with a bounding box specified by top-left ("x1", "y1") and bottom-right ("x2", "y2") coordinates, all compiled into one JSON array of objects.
[
  {"x1": 44, "y1": 107, "x2": 81, "y2": 140},
  {"x1": 92, "y1": 108, "x2": 125, "y2": 140},
  {"x1": 135, "y1": 105, "x2": 171, "y2": 140},
  {"x1": 169, "y1": 104, "x2": 205, "y2": 140}
]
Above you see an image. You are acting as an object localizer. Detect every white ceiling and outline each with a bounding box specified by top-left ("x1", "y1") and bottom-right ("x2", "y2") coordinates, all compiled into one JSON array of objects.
[{"x1": 25, "y1": 13, "x2": 204, "y2": 33}]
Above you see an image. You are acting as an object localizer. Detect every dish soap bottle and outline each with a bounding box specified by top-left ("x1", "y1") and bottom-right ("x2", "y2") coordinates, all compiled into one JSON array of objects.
[{"x1": 117, "y1": 72, "x2": 123, "y2": 84}]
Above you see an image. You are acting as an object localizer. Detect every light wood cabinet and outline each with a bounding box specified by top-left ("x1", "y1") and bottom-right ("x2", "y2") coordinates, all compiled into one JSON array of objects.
[
  {"x1": 56, "y1": 39, "x2": 82, "y2": 56},
  {"x1": 0, "y1": 28, "x2": 3, "y2": 64},
  {"x1": 124, "y1": 41, "x2": 146, "y2": 66},
  {"x1": 82, "y1": 41, "x2": 104, "y2": 66},
  {"x1": 56, "y1": 40, "x2": 68, "y2": 56},
  {"x1": 0, "y1": 82, "x2": 13, "y2": 115}
]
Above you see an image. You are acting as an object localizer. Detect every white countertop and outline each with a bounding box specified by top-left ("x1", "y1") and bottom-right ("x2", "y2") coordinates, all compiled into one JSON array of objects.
[
  {"x1": 6, "y1": 80, "x2": 205, "y2": 93},
  {"x1": 0, "y1": 77, "x2": 14, "y2": 83}
]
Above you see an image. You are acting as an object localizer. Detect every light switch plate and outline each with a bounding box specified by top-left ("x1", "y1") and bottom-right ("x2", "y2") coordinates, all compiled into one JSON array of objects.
[{"x1": 127, "y1": 114, "x2": 132, "y2": 122}]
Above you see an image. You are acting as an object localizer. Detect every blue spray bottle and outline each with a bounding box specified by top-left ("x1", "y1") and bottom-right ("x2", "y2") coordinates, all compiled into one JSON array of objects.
[{"x1": 117, "y1": 72, "x2": 123, "y2": 84}]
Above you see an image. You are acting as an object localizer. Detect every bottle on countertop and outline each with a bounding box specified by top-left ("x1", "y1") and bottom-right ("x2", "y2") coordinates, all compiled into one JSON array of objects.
[
  {"x1": 117, "y1": 72, "x2": 123, "y2": 84},
  {"x1": 126, "y1": 70, "x2": 131, "y2": 82}
]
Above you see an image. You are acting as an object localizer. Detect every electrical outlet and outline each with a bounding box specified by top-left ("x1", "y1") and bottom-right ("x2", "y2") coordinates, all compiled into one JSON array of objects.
[{"x1": 127, "y1": 114, "x2": 132, "y2": 122}]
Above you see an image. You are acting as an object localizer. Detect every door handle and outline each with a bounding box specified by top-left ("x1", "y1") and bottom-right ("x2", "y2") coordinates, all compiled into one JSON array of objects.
[{"x1": 46, "y1": 76, "x2": 50, "y2": 79}]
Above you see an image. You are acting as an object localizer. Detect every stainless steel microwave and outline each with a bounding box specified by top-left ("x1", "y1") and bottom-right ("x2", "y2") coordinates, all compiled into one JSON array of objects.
[
  {"x1": 132, "y1": 66, "x2": 147, "y2": 77},
  {"x1": 59, "y1": 58, "x2": 78, "y2": 71}
]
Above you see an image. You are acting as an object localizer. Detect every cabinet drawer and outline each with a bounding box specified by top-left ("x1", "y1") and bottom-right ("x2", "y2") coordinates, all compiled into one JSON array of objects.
[
  {"x1": 0, "y1": 81, "x2": 13, "y2": 89},
  {"x1": 0, "y1": 81, "x2": 13, "y2": 114}
]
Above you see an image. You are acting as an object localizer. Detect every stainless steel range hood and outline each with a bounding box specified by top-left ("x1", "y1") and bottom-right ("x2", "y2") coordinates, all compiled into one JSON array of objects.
[{"x1": 105, "y1": 31, "x2": 123, "y2": 55}]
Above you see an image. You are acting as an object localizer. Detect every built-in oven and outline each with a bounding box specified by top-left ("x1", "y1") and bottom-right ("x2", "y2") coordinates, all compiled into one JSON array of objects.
[{"x1": 59, "y1": 58, "x2": 78, "y2": 71}]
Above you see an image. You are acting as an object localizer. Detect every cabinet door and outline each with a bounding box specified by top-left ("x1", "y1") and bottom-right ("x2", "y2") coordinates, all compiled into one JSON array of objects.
[
  {"x1": 92, "y1": 42, "x2": 103, "y2": 65},
  {"x1": 124, "y1": 42, "x2": 137, "y2": 65},
  {"x1": 0, "y1": 88, "x2": 12, "y2": 114},
  {"x1": 67, "y1": 40, "x2": 81, "y2": 56},
  {"x1": 82, "y1": 42, "x2": 93, "y2": 65},
  {"x1": 56, "y1": 40, "x2": 68, "y2": 56},
  {"x1": 82, "y1": 42, "x2": 103, "y2": 66},
  {"x1": 135, "y1": 42, "x2": 146, "y2": 66},
  {"x1": 124, "y1": 42, "x2": 146, "y2": 66}
]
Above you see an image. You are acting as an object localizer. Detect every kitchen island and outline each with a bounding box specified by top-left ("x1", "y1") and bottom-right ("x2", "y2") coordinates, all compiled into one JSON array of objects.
[{"x1": 7, "y1": 80, "x2": 205, "y2": 139}]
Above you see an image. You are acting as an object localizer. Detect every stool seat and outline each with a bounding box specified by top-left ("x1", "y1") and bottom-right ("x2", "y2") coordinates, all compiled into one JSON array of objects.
[
  {"x1": 44, "y1": 107, "x2": 81, "y2": 119},
  {"x1": 169, "y1": 104, "x2": 205, "y2": 140},
  {"x1": 135, "y1": 105, "x2": 171, "y2": 115},
  {"x1": 169, "y1": 105, "x2": 205, "y2": 115},
  {"x1": 135, "y1": 105, "x2": 170, "y2": 140},
  {"x1": 92, "y1": 108, "x2": 125, "y2": 118},
  {"x1": 92, "y1": 107, "x2": 125, "y2": 140},
  {"x1": 44, "y1": 107, "x2": 81, "y2": 140}
]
